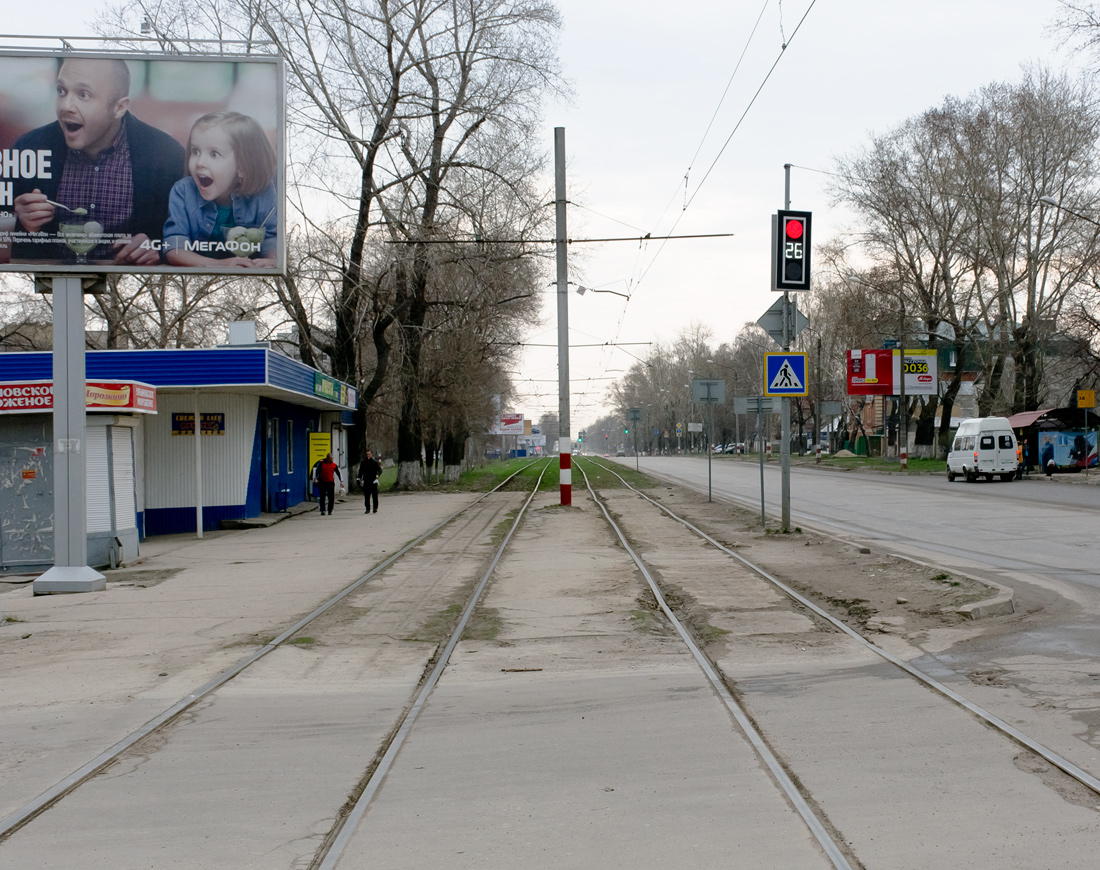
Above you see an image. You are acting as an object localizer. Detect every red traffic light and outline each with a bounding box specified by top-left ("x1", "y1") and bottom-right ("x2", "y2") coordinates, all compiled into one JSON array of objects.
[{"x1": 774, "y1": 210, "x2": 812, "y2": 291}]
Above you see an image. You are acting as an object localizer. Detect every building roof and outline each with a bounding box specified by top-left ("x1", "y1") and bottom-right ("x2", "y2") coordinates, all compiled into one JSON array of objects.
[
  {"x1": 1006, "y1": 409, "x2": 1053, "y2": 429},
  {"x1": 0, "y1": 347, "x2": 357, "y2": 413},
  {"x1": 1008, "y1": 407, "x2": 1100, "y2": 430}
]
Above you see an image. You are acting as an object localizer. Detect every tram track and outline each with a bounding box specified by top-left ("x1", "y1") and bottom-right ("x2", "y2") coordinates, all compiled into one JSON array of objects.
[
  {"x1": 582, "y1": 457, "x2": 1100, "y2": 796},
  {"x1": 4, "y1": 455, "x2": 1098, "y2": 867},
  {"x1": 576, "y1": 461, "x2": 856, "y2": 870},
  {"x1": 0, "y1": 460, "x2": 552, "y2": 848}
]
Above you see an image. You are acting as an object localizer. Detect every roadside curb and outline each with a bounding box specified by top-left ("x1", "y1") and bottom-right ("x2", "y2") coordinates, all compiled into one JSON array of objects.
[
  {"x1": 956, "y1": 582, "x2": 1016, "y2": 619},
  {"x1": 220, "y1": 498, "x2": 326, "y2": 529},
  {"x1": 876, "y1": 550, "x2": 1016, "y2": 620}
]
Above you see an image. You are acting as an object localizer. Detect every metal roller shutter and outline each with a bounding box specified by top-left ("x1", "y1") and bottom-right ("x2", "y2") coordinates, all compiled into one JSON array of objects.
[
  {"x1": 111, "y1": 426, "x2": 136, "y2": 531},
  {"x1": 85, "y1": 426, "x2": 111, "y2": 533}
]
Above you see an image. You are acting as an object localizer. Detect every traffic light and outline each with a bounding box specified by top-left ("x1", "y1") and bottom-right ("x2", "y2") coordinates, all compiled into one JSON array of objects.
[
  {"x1": 624, "y1": 427, "x2": 629, "y2": 434},
  {"x1": 774, "y1": 210, "x2": 812, "y2": 291}
]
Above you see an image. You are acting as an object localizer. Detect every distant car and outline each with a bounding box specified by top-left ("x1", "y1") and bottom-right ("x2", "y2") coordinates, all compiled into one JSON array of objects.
[{"x1": 615, "y1": 450, "x2": 625, "y2": 456}]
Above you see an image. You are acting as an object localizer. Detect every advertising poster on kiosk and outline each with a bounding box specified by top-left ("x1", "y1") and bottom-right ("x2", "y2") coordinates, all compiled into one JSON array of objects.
[
  {"x1": 1038, "y1": 430, "x2": 1098, "y2": 470},
  {"x1": 0, "y1": 51, "x2": 284, "y2": 275}
]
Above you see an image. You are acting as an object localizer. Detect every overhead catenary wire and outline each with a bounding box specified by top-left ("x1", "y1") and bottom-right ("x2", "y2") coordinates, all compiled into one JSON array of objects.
[
  {"x1": 570, "y1": 1, "x2": 817, "y2": 408},
  {"x1": 634, "y1": 0, "x2": 819, "y2": 292}
]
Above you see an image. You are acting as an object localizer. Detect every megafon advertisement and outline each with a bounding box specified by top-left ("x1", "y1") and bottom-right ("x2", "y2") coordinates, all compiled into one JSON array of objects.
[{"x1": 0, "y1": 51, "x2": 284, "y2": 275}]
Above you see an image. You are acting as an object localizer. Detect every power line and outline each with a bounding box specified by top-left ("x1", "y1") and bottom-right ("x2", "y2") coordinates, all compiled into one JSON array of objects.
[{"x1": 635, "y1": 0, "x2": 819, "y2": 288}]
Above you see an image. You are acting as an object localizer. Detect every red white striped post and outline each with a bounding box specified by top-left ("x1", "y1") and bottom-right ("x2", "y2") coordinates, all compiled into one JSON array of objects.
[{"x1": 555, "y1": 127, "x2": 572, "y2": 506}]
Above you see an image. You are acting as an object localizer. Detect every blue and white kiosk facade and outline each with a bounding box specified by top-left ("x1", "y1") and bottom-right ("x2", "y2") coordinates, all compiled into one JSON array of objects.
[{"x1": 0, "y1": 344, "x2": 356, "y2": 571}]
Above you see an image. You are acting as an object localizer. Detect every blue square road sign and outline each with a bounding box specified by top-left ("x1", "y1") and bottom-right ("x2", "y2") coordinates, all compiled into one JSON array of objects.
[{"x1": 764, "y1": 353, "x2": 808, "y2": 396}]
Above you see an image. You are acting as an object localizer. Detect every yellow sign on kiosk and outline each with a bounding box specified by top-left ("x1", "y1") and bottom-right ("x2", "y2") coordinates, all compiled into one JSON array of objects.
[
  {"x1": 1078, "y1": 389, "x2": 1096, "y2": 409},
  {"x1": 308, "y1": 432, "x2": 331, "y2": 470}
]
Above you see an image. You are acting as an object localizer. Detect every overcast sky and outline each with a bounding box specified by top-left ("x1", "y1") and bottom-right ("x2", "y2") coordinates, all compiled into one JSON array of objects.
[{"x1": 3, "y1": 0, "x2": 1086, "y2": 431}]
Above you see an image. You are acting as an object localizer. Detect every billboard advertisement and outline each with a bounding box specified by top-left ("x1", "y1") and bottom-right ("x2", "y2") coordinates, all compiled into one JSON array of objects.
[
  {"x1": 489, "y1": 413, "x2": 524, "y2": 435},
  {"x1": 0, "y1": 51, "x2": 284, "y2": 275},
  {"x1": 847, "y1": 349, "x2": 937, "y2": 396}
]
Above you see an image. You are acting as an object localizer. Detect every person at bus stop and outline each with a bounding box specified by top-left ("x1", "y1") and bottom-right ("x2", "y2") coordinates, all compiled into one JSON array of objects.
[
  {"x1": 1041, "y1": 439, "x2": 1055, "y2": 477},
  {"x1": 11, "y1": 56, "x2": 184, "y2": 265},
  {"x1": 313, "y1": 453, "x2": 342, "y2": 516},
  {"x1": 358, "y1": 449, "x2": 383, "y2": 514}
]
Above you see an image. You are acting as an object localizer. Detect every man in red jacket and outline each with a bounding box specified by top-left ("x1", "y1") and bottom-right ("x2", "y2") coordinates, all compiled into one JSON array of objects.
[{"x1": 313, "y1": 453, "x2": 342, "y2": 516}]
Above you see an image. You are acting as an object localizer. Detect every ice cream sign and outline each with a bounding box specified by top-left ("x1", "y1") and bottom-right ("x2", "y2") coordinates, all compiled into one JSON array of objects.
[{"x1": 0, "y1": 380, "x2": 157, "y2": 414}]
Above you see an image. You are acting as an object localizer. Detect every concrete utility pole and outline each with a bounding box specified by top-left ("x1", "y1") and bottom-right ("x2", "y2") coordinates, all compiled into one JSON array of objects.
[{"x1": 555, "y1": 127, "x2": 571, "y2": 506}]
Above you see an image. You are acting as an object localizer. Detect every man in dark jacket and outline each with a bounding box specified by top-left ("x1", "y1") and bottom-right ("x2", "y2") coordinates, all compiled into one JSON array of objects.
[
  {"x1": 358, "y1": 450, "x2": 383, "y2": 514},
  {"x1": 12, "y1": 57, "x2": 184, "y2": 265},
  {"x1": 313, "y1": 453, "x2": 342, "y2": 516}
]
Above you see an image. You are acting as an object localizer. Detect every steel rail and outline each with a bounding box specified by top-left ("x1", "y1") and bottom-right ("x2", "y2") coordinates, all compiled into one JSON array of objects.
[
  {"x1": 576, "y1": 463, "x2": 855, "y2": 870},
  {"x1": 316, "y1": 461, "x2": 553, "y2": 869},
  {"x1": 0, "y1": 461, "x2": 548, "y2": 842},
  {"x1": 587, "y1": 458, "x2": 1100, "y2": 797}
]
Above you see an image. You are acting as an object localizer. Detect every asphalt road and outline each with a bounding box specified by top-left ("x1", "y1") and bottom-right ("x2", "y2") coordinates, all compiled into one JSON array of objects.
[{"x1": 612, "y1": 455, "x2": 1100, "y2": 598}]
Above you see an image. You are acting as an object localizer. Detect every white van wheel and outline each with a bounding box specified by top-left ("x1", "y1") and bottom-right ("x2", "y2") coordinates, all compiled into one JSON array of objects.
[
  {"x1": 965, "y1": 469, "x2": 977, "y2": 482},
  {"x1": 947, "y1": 470, "x2": 956, "y2": 482},
  {"x1": 984, "y1": 474, "x2": 994, "y2": 481},
  {"x1": 1000, "y1": 473, "x2": 1015, "y2": 482}
]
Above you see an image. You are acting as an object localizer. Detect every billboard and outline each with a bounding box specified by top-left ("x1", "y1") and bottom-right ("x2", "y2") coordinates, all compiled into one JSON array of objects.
[
  {"x1": 489, "y1": 413, "x2": 524, "y2": 435},
  {"x1": 0, "y1": 51, "x2": 284, "y2": 275},
  {"x1": 847, "y1": 349, "x2": 937, "y2": 396}
]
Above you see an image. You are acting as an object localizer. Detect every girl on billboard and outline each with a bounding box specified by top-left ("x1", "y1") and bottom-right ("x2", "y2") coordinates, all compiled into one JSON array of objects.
[{"x1": 163, "y1": 112, "x2": 277, "y2": 268}]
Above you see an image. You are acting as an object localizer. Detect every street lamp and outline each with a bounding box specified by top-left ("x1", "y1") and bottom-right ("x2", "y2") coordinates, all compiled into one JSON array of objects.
[
  {"x1": 849, "y1": 275, "x2": 909, "y2": 469},
  {"x1": 575, "y1": 284, "x2": 630, "y2": 299}
]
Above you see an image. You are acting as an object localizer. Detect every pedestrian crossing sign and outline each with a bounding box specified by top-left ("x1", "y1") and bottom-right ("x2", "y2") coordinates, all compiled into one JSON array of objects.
[{"x1": 765, "y1": 353, "x2": 808, "y2": 396}]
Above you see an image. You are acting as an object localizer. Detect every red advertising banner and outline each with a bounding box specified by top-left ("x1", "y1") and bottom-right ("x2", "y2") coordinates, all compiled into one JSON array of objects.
[
  {"x1": 0, "y1": 51, "x2": 284, "y2": 276},
  {"x1": 0, "y1": 380, "x2": 157, "y2": 414},
  {"x1": 847, "y1": 349, "x2": 938, "y2": 396},
  {"x1": 489, "y1": 413, "x2": 524, "y2": 435},
  {"x1": 848, "y1": 349, "x2": 895, "y2": 396}
]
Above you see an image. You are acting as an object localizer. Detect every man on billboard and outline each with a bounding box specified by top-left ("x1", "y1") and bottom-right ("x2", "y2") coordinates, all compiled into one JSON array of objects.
[{"x1": 11, "y1": 56, "x2": 185, "y2": 266}]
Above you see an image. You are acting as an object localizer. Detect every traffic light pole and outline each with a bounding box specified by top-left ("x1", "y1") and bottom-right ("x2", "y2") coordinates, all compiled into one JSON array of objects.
[{"x1": 781, "y1": 164, "x2": 792, "y2": 531}]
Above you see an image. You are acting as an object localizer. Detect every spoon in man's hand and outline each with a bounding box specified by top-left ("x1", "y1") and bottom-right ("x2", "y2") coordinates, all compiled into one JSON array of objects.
[{"x1": 44, "y1": 199, "x2": 89, "y2": 215}]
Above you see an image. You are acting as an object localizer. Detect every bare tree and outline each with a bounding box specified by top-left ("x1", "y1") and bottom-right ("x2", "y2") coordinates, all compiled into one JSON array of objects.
[
  {"x1": 832, "y1": 66, "x2": 1100, "y2": 452},
  {"x1": 95, "y1": 0, "x2": 565, "y2": 486}
]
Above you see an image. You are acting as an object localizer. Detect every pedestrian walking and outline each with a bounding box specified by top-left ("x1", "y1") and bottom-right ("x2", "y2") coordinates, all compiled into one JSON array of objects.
[
  {"x1": 313, "y1": 453, "x2": 342, "y2": 515},
  {"x1": 358, "y1": 449, "x2": 383, "y2": 514}
]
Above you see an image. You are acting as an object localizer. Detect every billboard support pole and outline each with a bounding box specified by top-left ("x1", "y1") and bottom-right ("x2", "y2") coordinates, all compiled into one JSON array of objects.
[
  {"x1": 899, "y1": 299, "x2": 908, "y2": 470},
  {"x1": 34, "y1": 276, "x2": 105, "y2": 595}
]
